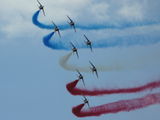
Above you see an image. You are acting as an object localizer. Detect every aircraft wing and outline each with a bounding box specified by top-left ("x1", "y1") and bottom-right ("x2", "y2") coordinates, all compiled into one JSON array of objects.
[
  {"x1": 76, "y1": 69, "x2": 81, "y2": 75},
  {"x1": 70, "y1": 42, "x2": 75, "y2": 48},
  {"x1": 83, "y1": 96, "x2": 87, "y2": 100},
  {"x1": 58, "y1": 30, "x2": 61, "y2": 38},
  {"x1": 84, "y1": 34, "x2": 89, "y2": 41},
  {"x1": 67, "y1": 16, "x2": 73, "y2": 22},
  {"x1": 76, "y1": 51, "x2": 79, "y2": 58},
  {"x1": 82, "y1": 78, "x2": 85, "y2": 87},
  {"x1": 95, "y1": 70, "x2": 98, "y2": 78},
  {"x1": 52, "y1": 21, "x2": 56, "y2": 28},
  {"x1": 73, "y1": 25, "x2": 76, "y2": 32},
  {"x1": 89, "y1": 44, "x2": 93, "y2": 52},
  {"x1": 37, "y1": 0, "x2": 42, "y2": 6},
  {"x1": 42, "y1": 9, "x2": 45, "y2": 16},
  {"x1": 89, "y1": 61, "x2": 95, "y2": 67},
  {"x1": 87, "y1": 102, "x2": 90, "y2": 108}
]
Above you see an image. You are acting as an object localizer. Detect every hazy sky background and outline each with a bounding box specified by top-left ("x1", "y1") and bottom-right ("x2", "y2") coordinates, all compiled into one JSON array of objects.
[{"x1": 0, "y1": 0, "x2": 160, "y2": 120}]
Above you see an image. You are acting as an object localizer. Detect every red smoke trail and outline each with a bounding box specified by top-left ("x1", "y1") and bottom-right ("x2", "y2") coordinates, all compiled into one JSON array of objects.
[
  {"x1": 66, "y1": 80, "x2": 160, "y2": 96},
  {"x1": 72, "y1": 92, "x2": 160, "y2": 117}
]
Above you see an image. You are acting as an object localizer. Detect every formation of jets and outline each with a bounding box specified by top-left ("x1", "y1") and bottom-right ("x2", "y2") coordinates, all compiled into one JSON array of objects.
[
  {"x1": 70, "y1": 34, "x2": 93, "y2": 58},
  {"x1": 75, "y1": 61, "x2": 98, "y2": 108},
  {"x1": 69, "y1": 34, "x2": 93, "y2": 59},
  {"x1": 36, "y1": 1, "x2": 93, "y2": 53},
  {"x1": 36, "y1": 1, "x2": 98, "y2": 109}
]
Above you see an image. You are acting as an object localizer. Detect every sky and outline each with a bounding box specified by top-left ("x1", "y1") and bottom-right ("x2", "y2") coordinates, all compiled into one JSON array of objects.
[{"x1": 0, "y1": 0, "x2": 160, "y2": 120}]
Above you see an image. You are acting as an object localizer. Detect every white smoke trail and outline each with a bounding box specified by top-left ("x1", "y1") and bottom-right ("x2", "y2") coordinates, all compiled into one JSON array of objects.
[
  {"x1": 59, "y1": 45, "x2": 160, "y2": 72},
  {"x1": 59, "y1": 52, "x2": 124, "y2": 72}
]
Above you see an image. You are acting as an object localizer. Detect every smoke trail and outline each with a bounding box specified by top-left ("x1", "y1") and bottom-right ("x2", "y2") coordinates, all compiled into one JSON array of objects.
[
  {"x1": 59, "y1": 52, "x2": 123, "y2": 72},
  {"x1": 59, "y1": 49, "x2": 160, "y2": 72},
  {"x1": 41, "y1": 28, "x2": 160, "y2": 50},
  {"x1": 43, "y1": 32, "x2": 55, "y2": 49},
  {"x1": 72, "y1": 92, "x2": 160, "y2": 117},
  {"x1": 67, "y1": 80, "x2": 160, "y2": 96},
  {"x1": 32, "y1": 10, "x2": 72, "y2": 30},
  {"x1": 32, "y1": 11, "x2": 160, "y2": 30},
  {"x1": 33, "y1": 10, "x2": 160, "y2": 51},
  {"x1": 32, "y1": 10, "x2": 54, "y2": 29},
  {"x1": 34, "y1": 10, "x2": 160, "y2": 51}
]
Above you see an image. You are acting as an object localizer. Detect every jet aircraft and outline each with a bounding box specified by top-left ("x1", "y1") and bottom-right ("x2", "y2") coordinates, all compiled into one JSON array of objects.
[
  {"x1": 52, "y1": 21, "x2": 61, "y2": 38},
  {"x1": 70, "y1": 42, "x2": 79, "y2": 58},
  {"x1": 89, "y1": 61, "x2": 98, "y2": 78},
  {"x1": 67, "y1": 16, "x2": 76, "y2": 32},
  {"x1": 84, "y1": 34, "x2": 92, "y2": 52},
  {"x1": 37, "y1": 0, "x2": 45, "y2": 16},
  {"x1": 76, "y1": 69, "x2": 85, "y2": 86},
  {"x1": 82, "y1": 96, "x2": 90, "y2": 108}
]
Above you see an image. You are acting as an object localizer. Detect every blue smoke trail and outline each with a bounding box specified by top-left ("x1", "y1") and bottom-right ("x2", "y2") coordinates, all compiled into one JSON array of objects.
[
  {"x1": 43, "y1": 32, "x2": 55, "y2": 48},
  {"x1": 32, "y1": 10, "x2": 160, "y2": 30},
  {"x1": 32, "y1": 10, "x2": 71, "y2": 30},
  {"x1": 43, "y1": 32, "x2": 160, "y2": 50},
  {"x1": 32, "y1": 10, "x2": 53, "y2": 29}
]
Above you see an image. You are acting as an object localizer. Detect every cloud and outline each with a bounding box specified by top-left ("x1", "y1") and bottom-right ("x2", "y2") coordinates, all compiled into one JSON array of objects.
[
  {"x1": 0, "y1": 0, "x2": 160, "y2": 44},
  {"x1": 118, "y1": 2, "x2": 143, "y2": 20}
]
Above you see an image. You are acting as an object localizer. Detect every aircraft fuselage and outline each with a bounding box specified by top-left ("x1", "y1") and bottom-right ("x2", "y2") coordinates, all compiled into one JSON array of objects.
[
  {"x1": 72, "y1": 48, "x2": 77, "y2": 52},
  {"x1": 92, "y1": 67, "x2": 97, "y2": 72},
  {"x1": 39, "y1": 6, "x2": 43, "y2": 10},
  {"x1": 84, "y1": 99, "x2": 88, "y2": 104},
  {"x1": 79, "y1": 75, "x2": 83, "y2": 80},
  {"x1": 87, "y1": 41, "x2": 91, "y2": 45},
  {"x1": 54, "y1": 27, "x2": 59, "y2": 32},
  {"x1": 70, "y1": 22, "x2": 74, "y2": 26}
]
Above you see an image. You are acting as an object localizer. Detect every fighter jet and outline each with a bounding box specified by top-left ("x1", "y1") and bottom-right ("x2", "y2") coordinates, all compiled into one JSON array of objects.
[
  {"x1": 89, "y1": 61, "x2": 98, "y2": 78},
  {"x1": 76, "y1": 69, "x2": 85, "y2": 86},
  {"x1": 84, "y1": 34, "x2": 92, "y2": 52},
  {"x1": 67, "y1": 16, "x2": 76, "y2": 32},
  {"x1": 52, "y1": 21, "x2": 61, "y2": 38},
  {"x1": 82, "y1": 96, "x2": 90, "y2": 108},
  {"x1": 70, "y1": 42, "x2": 79, "y2": 58},
  {"x1": 37, "y1": 0, "x2": 45, "y2": 16}
]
